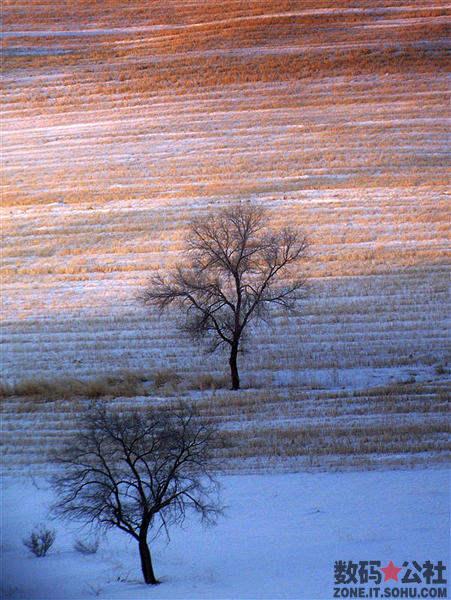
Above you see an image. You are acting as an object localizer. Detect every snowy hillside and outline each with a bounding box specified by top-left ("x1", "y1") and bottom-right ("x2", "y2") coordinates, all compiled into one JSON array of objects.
[{"x1": 1, "y1": 0, "x2": 449, "y2": 387}]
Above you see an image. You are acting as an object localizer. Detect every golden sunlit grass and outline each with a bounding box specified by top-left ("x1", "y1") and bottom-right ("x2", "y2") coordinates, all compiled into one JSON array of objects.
[{"x1": 1, "y1": 0, "x2": 449, "y2": 458}]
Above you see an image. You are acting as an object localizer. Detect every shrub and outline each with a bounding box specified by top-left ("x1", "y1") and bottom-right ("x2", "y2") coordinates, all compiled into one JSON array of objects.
[
  {"x1": 14, "y1": 379, "x2": 54, "y2": 397},
  {"x1": 188, "y1": 373, "x2": 230, "y2": 391},
  {"x1": 85, "y1": 374, "x2": 146, "y2": 398},
  {"x1": 0, "y1": 381, "x2": 13, "y2": 396},
  {"x1": 152, "y1": 369, "x2": 181, "y2": 389},
  {"x1": 434, "y1": 364, "x2": 448, "y2": 376},
  {"x1": 74, "y1": 537, "x2": 99, "y2": 555},
  {"x1": 23, "y1": 524, "x2": 56, "y2": 557}
]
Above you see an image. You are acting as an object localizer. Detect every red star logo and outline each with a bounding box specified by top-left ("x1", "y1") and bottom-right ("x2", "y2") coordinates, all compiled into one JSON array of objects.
[{"x1": 381, "y1": 560, "x2": 402, "y2": 582}]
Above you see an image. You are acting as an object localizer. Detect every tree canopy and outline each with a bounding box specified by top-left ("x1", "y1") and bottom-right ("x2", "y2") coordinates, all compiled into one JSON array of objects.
[
  {"x1": 141, "y1": 202, "x2": 309, "y2": 389},
  {"x1": 50, "y1": 402, "x2": 222, "y2": 584}
]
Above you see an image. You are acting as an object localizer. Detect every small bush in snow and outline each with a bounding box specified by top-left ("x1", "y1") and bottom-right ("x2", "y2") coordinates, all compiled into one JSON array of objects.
[
  {"x1": 188, "y1": 373, "x2": 230, "y2": 392},
  {"x1": 152, "y1": 368, "x2": 181, "y2": 389},
  {"x1": 74, "y1": 538, "x2": 99, "y2": 555},
  {"x1": 23, "y1": 524, "x2": 56, "y2": 557}
]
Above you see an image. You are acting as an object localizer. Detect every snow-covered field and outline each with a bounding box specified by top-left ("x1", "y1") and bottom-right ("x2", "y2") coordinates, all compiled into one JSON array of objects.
[{"x1": 2, "y1": 469, "x2": 449, "y2": 599}]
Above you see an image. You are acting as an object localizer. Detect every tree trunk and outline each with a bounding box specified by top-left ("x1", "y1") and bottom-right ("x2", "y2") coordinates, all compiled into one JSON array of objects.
[
  {"x1": 229, "y1": 343, "x2": 240, "y2": 390},
  {"x1": 138, "y1": 536, "x2": 158, "y2": 585}
]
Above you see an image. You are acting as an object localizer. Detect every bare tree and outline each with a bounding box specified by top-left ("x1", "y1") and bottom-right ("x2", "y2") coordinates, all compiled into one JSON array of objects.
[
  {"x1": 50, "y1": 403, "x2": 222, "y2": 585},
  {"x1": 141, "y1": 202, "x2": 309, "y2": 389}
]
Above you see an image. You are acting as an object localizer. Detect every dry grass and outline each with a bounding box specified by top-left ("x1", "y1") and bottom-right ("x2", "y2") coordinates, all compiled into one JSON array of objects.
[
  {"x1": 1, "y1": 380, "x2": 449, "y2": 473},
  {"x1": 151, "y1": 369, "x2": 181, "y2": 390},
  {"x1": 0, "y1": 372, "x2": 147, "y2": 400},
  {"x1": 187, "y1": 373, "x2": 231, "y2": 392}
]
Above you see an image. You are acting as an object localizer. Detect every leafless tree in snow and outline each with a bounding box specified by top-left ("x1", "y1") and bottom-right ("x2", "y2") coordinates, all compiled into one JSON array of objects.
[
  {"x1": 50, "y1": 402, "x2": 222, "y2": 584},
  {"x1": 141, "y1": 202, "x2": 309, "y2": 389}
]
